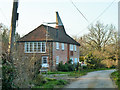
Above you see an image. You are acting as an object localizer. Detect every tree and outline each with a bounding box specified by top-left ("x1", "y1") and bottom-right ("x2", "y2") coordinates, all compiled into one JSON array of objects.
[
  {"x1": 86, "y1": 21, "x2": 115, "y2": 52},
  {"x1": 72, "y1": 21, "x2": 118, "y2": 68},
  {"x1": 0, "y1": 23, "x2": 21, "y2": 88}
]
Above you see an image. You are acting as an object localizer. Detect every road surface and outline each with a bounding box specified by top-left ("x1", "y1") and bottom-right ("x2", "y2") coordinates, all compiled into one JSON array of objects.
[{"x1": 64, "y1": 69, "x2": 116, "y2": 88}]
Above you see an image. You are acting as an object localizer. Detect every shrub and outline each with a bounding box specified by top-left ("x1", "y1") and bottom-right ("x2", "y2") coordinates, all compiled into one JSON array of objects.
[
  {"x1": 85, "y1": 53, "x2": 105, "y2": 69},
  {"x1": 76, "y1": 62, "x2": 80, "y2": 71},
  {"x1": 110, "y1": 65, "x2": 116, "y2": 69},
  {"x1": 56, "y1": 60, "x2": 76, "y2": 72},
  {"x1": 33, "y1": 74, "x2": 47, "y2": 86},
  {"x1": 82, "y1": 66, "x2": 87, "y2": 69},
  {"x1": 56, "y1": 79, "x2": 68, "y2": 85}
]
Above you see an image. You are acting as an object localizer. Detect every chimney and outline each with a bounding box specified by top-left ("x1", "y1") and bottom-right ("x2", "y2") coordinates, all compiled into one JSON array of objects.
[{"x1": 56, "y1": 12, "x2": 63, "y2": 28}]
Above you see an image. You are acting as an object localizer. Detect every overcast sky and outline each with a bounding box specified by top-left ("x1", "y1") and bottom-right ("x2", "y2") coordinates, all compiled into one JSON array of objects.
[{"x1": 0, "y1": 0, "x2": 118, "y2": 37}]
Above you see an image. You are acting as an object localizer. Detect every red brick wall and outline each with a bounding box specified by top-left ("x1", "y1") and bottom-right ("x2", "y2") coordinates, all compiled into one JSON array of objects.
[
  {"x1": 53, "y1": 42, "x2": 68, "y2": 66},
  {"x1": 53, "y1": 42, "x2": 79, "y2": 67},
  {"x1": 17, "y1": 42, "x2": 79, "y2": 70},
  {"x1": 17, "y1": 42, "x2": 53, "y2": 70}
]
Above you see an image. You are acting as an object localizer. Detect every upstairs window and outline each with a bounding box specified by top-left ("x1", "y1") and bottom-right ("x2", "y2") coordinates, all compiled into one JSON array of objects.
[
  {"x1": 74, "y1": 45, "x2": 77, "y2": 51},
  {"x1": 25, "y1": 42, "x2": 46, "y2": 53},
  {"x1": 70, "y1": 44, "x2": 73, "y2": 51},
  {"x1": 62, "y1": 43, "x2": 64, "y2": 50},
  {"x1": 56, "y1": 42, "x2": 59, "y2": 50},
  {"x1": 42, "y1": 42, "x2": 46, "y2": 52},
  {"x1": 30, "y1": 42, "x2": 33, "y2": 52}
]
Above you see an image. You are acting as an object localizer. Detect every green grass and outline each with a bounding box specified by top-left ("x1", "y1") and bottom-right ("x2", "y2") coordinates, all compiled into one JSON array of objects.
[
  {"x1": 111, "y1": 70, "x2": 120, "y2": 87},
  {"x1": 32, "y1": 78, "x2": 69, "y2": 88},
  {"x1": 42, "y1": 68, "x2": 112, "y2": 77},
  {"x1": 32, "y1": 68, "x2": 113, "y2": 88}
]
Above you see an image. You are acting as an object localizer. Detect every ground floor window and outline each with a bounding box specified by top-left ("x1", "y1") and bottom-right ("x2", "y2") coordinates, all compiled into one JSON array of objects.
[
  {"x1": 56, "y1": 56, "x2": 59, "y2": 64},
  {"x1": 42, "y1": 56, "x2": 49, "y2": 68},
  {"x1": 42, "y1": 56, "x2": 48, "y2": 64},
  {"x1": 74, "y1": 58, "x2": 78, "y2": 64},
  {"x1": 70, "y1": 58, "x2": 73, "y2": 64}
]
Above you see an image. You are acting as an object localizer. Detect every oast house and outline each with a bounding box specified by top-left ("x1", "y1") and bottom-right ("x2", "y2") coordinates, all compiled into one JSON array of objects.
[{"x1": 17, "y1": 12, "x2": 80, "y2": 71}]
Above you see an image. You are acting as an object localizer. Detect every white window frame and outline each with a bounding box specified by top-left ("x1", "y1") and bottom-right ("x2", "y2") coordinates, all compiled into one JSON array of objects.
[
  {"x1": 70, "y1": 44, "x2": 73, "y2": 51},
  {"x1": 42, "y1": 56, "x2": 48, "y2": 64},
  {"x1": 74, "y1": 58, "x2": 78, "y2": 64},
  {"x1": 74, "y1": 45, "x2": 77, "y2": 51},
  {"x1": 61, "y1": 43, "x2": 64, "y2": 50},
  {"x1": 24, "y1": 42, "x2": 46, "y2": 53},
  {"x1": 56, "y1": 42, "x2": 59, "y2": 50},
  {"x1": 70, "y1": 58, "x2": 73, "y2": 64},
  {"x1": 42, "y1": 56, "x2": 49, "y2": 68},
  {"x1": 56, "y1": 56, "x2": 59, "y2": 64}
]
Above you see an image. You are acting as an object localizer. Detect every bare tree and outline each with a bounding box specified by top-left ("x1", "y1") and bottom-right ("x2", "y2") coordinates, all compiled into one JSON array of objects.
[{"x1": 85, "y1": 21, "x2": 115, "y2": 52}]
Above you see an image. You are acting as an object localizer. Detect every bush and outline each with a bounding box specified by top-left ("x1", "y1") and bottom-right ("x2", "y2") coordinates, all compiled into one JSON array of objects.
[
  {"x1": 110, "y1": 65, "x2": 116, "y2": 69},
  {"x1": 85, "y1": 53, "x2": 105, "y2": 69},
  {"x1": 76, "y1": 62, "x2": 80, "y2": 71},
  {"x1": 82, "y1": 66, "x2": 87, "y2": 69},
  {"x1": 2, "y1": 53, "x2": 18, "y2": 89},
  {"x1": 33, "y1": 74, "x2": 47, "y2": 86},
  {"x1": 57, "y1": 60, "x2": 76, "y2": 72},
  {"x1": 56, "y1": 79, "x2": 68, "y2": 85}
]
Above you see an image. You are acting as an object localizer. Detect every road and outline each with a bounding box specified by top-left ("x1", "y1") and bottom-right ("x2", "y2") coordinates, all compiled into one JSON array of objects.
[{"x1": 64, "y1": 69, "x2": 116, "y2": 88}]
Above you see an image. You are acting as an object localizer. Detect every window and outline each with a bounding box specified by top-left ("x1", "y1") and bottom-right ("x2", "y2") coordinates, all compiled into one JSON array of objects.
[
  {"x1": 30, "y1": 42, "x2": 33, "y2": 52},
  {"x1": 70, "y1": 58, "x2": 73, "y2": 64},
  {"x1": 42, "y1": 42, "x2": 46, "y2": 52},
  {"x1": 34, "y1": 42, "x2": 37, "y2": 52},
  {"x1": 74, "y1": 45, "x2": 77, "y2": 51},
  {"x1": 25, "y1": 42, "x2": 46, "y2": 53},
  {"x1": 62, "y1": 43, "x2": 64, "y2": 50},
  {"x1": 25, "y1": 42, "x2": 29, "y2": 52},
  {"x1": 56, "y1": 42, "x2": 59, "y2": 49},
  {"x1": 70, "y1": 44, "x2": 73, "y2": 51},
  {"x1": 42, "y1": 56, "x2": 48, "y2": 64},
  {"x1": 74, "y1": 58, "x2": 78, "y2": 64},
  {"x1": 42, "y1": 56, "x2": 49, "y2": 68},
  {"x1": 56, "y1": 56, "x2": 59, "y2": 64},
  {"x1": 38, "y1": 42, "x2": 41, "y2": 52}
]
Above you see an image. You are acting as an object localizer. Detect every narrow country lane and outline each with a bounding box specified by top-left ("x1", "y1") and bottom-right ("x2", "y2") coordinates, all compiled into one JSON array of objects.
[{"x1": 64, "y1": 69, "x2": 116, "y2": 88}]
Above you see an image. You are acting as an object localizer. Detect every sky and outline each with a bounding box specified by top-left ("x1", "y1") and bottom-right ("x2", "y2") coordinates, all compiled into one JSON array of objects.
[{"x1": 0, "y1": 0, "x2": 119, "y2": 37}]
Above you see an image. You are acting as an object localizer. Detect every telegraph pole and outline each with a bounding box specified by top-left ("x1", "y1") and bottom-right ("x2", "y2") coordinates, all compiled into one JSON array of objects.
[
  {"x1": 118, "y1": 1, "x2": 120, "y2": 89},
  {"x1": 8, "y1": 0, "x2": 19, "y2": 61}
]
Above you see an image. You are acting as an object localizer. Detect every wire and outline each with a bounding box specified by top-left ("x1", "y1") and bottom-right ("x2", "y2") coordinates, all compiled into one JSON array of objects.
[
  {"x1": 76, "y1": 0, "x2": 116, "y2": 36},
  {"x1": 91, "y1": 0, "x2": 116, "y2": 24},
  {"x1": 0, "y1": 8, "x2": 9, "y2": 25},
  {"x1": 70, "y1": 0, "x2": 89, "y2": 23}
]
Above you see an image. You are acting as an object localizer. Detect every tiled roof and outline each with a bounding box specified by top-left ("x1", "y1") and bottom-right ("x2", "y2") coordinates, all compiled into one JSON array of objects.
[{"x1": 18, "y1": 24, "x2": 80, "y2": 46}]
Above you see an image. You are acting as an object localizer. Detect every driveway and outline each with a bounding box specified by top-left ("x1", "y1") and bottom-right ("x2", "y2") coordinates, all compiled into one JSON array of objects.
[{"x1": 64, "y1": 69, "x2": 116, "y2": 88}]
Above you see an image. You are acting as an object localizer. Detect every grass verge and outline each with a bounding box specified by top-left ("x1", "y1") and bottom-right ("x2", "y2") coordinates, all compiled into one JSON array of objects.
[
  {"x1": 111, "y1": 70, "x2": 119, "y2": 88},
  {"x1": 32, "y1": 78, "x2": 69, "y2": 88},
  {"x1": 42, "y1": 68, "x2": 112, "y2": 77}
]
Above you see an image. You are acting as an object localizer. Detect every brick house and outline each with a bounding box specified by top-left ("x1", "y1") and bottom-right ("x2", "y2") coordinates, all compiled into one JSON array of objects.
[{"x1": 17, "y1": 12, "x2": 80, "y2": 71}]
